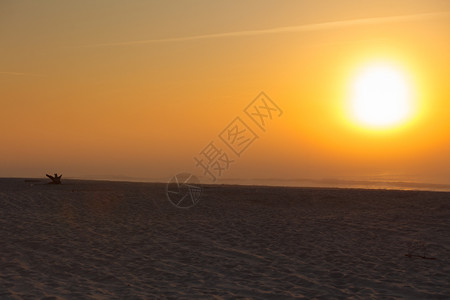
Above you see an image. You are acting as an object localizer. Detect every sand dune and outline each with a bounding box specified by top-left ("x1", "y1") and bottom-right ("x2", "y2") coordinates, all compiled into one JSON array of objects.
[{"x1": 0, "y1": 178, "x2": 449, "y2": 299}]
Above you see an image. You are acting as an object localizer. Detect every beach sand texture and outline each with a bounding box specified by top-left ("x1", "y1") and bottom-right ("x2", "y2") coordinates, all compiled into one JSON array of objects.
[{"x1": 0, "y1": 178, "x2": 449, "y2": 299}]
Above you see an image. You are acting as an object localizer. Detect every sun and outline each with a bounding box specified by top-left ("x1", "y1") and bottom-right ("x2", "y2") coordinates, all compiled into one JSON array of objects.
[{"x1": 350, "y1": 62, "x2": 414, "y2": 128}]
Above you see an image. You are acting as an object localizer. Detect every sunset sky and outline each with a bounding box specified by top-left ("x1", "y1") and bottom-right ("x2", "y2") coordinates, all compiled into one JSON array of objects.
[{"x1": 1, "y1": 1, "x2": 449, "y2": 186}]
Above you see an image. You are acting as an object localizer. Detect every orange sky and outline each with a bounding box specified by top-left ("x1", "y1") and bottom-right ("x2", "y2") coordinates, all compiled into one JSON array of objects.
[{"x1": 1, "y1": 1, "x2": 449, "y2": 186}]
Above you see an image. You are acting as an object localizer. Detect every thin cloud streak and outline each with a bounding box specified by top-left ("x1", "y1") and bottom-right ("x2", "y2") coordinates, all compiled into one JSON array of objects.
[
  {"x1": 0, "y1": 72, "x2": 45, "y2": 77},
  {"x1": 81, "y1": 11, "x2": 450, "y2": 48}
]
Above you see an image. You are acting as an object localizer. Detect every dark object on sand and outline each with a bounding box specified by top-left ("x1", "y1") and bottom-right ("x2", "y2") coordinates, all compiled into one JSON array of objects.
[
  {"x1": 405, "y1": 253, "x2": 436, "y2": 259},
  {"x1": 405, "y1": 240, "x2": 436, "y2": 260},
  {"x1": 46, "y1": 173, "x2": 62, "y2": 184}
]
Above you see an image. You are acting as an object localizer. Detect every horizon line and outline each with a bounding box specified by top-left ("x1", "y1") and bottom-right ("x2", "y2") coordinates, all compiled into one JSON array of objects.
[{"x1": 3, "y1": 176, "x2": 449, "y2": 191}]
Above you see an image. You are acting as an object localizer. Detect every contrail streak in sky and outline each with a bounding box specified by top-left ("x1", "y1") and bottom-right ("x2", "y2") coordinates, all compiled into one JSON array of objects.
[
  {"x1": 0, "y1": 72, "x2": 45, "y2": 77},
  {"x1": 81, "y1": 11, "x2": 449, "y2": 48}
]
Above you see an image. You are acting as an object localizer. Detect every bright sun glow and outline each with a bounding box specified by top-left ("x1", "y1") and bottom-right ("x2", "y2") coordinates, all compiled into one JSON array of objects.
[{"x1": 351, "y1": 63, "x2": 413, "y2": 128}]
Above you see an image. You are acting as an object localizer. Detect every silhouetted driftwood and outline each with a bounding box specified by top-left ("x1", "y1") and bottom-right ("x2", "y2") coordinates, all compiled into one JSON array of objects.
[{"x1": 46, "y1": 173, "x2": 62, "y2": 184}]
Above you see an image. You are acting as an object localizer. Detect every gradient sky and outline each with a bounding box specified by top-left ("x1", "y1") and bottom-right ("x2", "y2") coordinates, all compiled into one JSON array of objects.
[{"x1": 1, "y1": 0, "x2": 449, "y2": 185}]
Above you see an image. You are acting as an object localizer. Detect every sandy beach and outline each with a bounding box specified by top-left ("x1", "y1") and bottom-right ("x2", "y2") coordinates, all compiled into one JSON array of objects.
[{"x1": 0, "y1": 178, "x2": 449, "y2": 299}]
